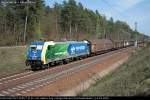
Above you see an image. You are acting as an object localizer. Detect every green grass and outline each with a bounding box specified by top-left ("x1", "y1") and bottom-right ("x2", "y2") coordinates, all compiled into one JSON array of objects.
[
  {"x1": 0, "y1": 47, "x2": 28, "y2": 77},
  {"x1": 80, "y1": 45, "x2": 150, "y2": 96}
]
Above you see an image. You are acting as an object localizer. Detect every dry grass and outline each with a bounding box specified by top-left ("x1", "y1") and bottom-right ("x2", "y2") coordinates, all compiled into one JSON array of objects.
[
  {"x1": 0, "y1": 46, "x2": 28, "y2": 77},
  {"x1": 80, "y1": 45, "x2": 150, "y2": 96}
]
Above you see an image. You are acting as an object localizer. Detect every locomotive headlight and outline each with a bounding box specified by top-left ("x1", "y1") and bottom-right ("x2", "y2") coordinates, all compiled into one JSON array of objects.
[{"x1": 32, "y1": 56, "x2": 37, "y2": 60}]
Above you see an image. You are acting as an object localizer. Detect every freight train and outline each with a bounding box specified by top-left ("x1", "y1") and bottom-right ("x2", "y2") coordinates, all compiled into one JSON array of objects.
[{"x1": 25, "y1": 39, "x2": 135, "y2": 71}]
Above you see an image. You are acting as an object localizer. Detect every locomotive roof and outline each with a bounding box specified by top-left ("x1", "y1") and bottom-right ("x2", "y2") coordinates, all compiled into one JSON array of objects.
[
  {"x1": 30, "y1": 41, "x2": 89, "y2": 46},
  {"x1": 31, "y1": 41, "x2": 44, "y2": 45},
  {"x1": 45, "y1": 41, "x2": 88, "y2": 45}
]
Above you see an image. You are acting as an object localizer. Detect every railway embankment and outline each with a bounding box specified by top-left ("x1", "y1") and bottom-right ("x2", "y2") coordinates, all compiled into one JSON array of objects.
[
  {"x1": 22, "y1": 47, "x2": 133, "y2": 96},
  {"x1": 80, "y1": 44, "x2": 150, "y2": 96},
  {"x1": 0, "y1": 46, "x2": 27, "y2": 77}
]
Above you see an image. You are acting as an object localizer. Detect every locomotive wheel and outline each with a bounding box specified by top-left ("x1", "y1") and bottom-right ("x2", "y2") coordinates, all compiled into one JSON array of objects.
[
  {"x1": 63, "y1": 59, "x2": 69, "y2": 64},
  {"x1": 31, "y1": 65, "x2": 37, "y2": 71},
  {"x1": 42, "y1": 64, "x2": 48, "y2": 69}
]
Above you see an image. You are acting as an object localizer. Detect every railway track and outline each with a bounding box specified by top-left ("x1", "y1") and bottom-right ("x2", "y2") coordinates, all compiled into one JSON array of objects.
[{"x1": 0, "y1": 47, "x2": 133, "y2": 96}]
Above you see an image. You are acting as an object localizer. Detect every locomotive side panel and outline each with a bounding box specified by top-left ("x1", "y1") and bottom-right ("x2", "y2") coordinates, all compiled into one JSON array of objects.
[{"x1": 45, "y1": 43, "x2": 69, "y2": 64}]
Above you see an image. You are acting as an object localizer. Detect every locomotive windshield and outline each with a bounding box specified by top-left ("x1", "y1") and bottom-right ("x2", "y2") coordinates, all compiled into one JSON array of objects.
[
  {"x1": 31, "y1": 46, "x2": 36, "y2": 51},
  {"x1": 30, "y1": 45, "x2": 43, "y2": 51}
]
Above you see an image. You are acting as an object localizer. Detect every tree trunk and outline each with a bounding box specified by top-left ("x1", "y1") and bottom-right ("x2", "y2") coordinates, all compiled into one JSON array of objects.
[
  {"x1": 24, "y1": 15, "x2": 28, "y2": 45},
  {"x1": 69, "y1": 21, "x2": 72, "y2": 39}
]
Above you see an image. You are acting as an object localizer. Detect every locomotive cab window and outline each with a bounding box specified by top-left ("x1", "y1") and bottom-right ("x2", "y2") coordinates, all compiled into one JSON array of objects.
[
  {"x1": 37, "y1": 45, "x2": 43, "y2": 50},
  {"x1": 48, "y1": 46, "x2": 51, "y2": 50},
  {"x1": 31, "y1": 47, "x2": 36, "y2": 50},
  {"x1": 30, "y1": 45, "x2": 36, "y2": 51},
  {"x1": 30, "y1": 45, "x2": 43, "y2": 51}
]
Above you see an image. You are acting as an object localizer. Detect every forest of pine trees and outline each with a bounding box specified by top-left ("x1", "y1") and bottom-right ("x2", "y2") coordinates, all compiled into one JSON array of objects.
[{"x1": 0, "y1": 0, "x2": 144, "y2": 46}]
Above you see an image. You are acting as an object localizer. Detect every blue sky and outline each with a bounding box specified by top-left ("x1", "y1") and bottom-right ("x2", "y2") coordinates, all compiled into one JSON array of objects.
[{"x1": 44, "y1": 0, "x2": 150, "y2": 36}]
